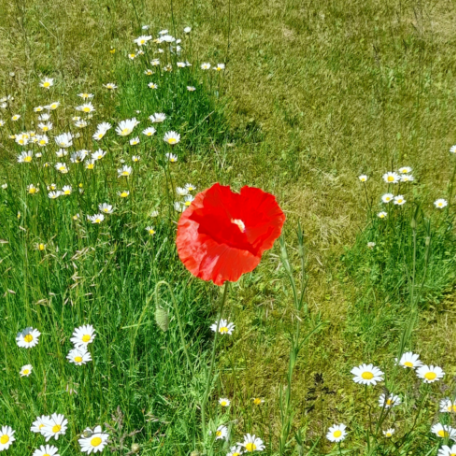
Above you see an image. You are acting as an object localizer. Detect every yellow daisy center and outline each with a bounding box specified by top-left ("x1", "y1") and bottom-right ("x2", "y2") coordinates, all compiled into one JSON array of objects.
[
  {"x1": 121, "y1": 192, "x2": 128, "y2": 197},
  {"x1": 167, "y1": 138, "x2": 177, "y2": 144},
  {"x1": 386, "y1": 432, "x2": 392, "y2": 437},
  {"x1": 403, "y1": 361, "x2": 413, "y2": 367},
  {"x1": 22, "y1": 369, "x2": 30, "y2": 375},
  {"x1": 29, "y1": 188, "x2": 37, "y2": 194},
  {"x1": 83, "y1": 107, "x2": 91, "y2": 112},
  {"x1": 64, "y1": 190, "x2": 70, "y2": 195},
  {"x1": 333, "y1": 430, "x2": 342, "y2": 438},
  {"x1": 39, "y1": 244, "x2": 45, "y2": 250},
  {"x1": 122, "y1": 171, "x2": 129, "y2": 176},
  {"x1": 52, "y1": 425, "x2": 61, "y2": 433},
  {"x1": 39, "y1": 424, "x2": 45, "y2": 429},
  {"x1": 91, "y1": 437, "x2": 102, "y2": 447},
  {"x1": 51, "y1": 104, "x2": 57, "y2": 109},
  {"x1": 220, "y1": 401, "x2": 228, "y2": 406},
  {"x1": 438, "y1": 430, "x2": 449, "y2": 438},
  {"x1": 43, "y1": 82, "x2": 50, "y2": 87},
  {"x1": 387, "y1": 176, "x2": 394, "y2": 182},
  {"x1": 253, "y1": 398, "x2": 262, "y2": 405},
  {"x1": 452, "y1": 405, "x2": 456, "y2": 413},
  {"x1": 44, "y1": 453, "x2": 50, "y2": 456},
  {"x1": 95, "y1": 218, "x2": 101, "y2": 223},
  {"x1": 24, "y1": 156, "x2": 32, "y2": 162},
  {"x1": 121, "y1": 128, "x2": 129, "y2": 135},
  {"x1": 82, "y1": 335, "x2": 91, "y2": 342},
  {"x1": 424, "y1": 372, "x2": 436, "y2": 381},
  {"x1": 386, "y1": 399, "x2": 393, "y2": 406},
  {"x1": 74, "y1": 356, "x2": 83, "y2": 363},
  {"x1": 39, "y1": 140, "x2": 46, "y2": 145},
  {"x1": 185, "y1": 201, "x2": 191, "y2": 207},
  {"x1": 24, "y1": 334, "x2": 34, "y2": 342},
  {"x1": 42, "y1": 127, "x2": 49, "y2": 131},
  {"x1": 245, "y1": 443, "x2": 256, "y2": 452},
  {"x1": 87, "y1": 164, "x2": 94, "y2": 169},
  {"x1": 148, "y1": 230, "x2": 155, "y2": 234},
  {"x1": 216, "y1": 431, "x2": 222, "y2": 437},
  {"x1": 361, "y1": 372, "x2": 374, "y2": 380},
  {"x1": 0, "y1": 435, "x2": 9, "y2": 444},
  {"x1": 219, "y1": 327, "x2": 228, "y2": 333}
]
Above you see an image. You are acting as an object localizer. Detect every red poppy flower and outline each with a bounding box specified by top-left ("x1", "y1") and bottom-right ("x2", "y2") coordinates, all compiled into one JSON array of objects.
[{"x1": 176, "y1": 183, "x2": 285, "y2": 285}]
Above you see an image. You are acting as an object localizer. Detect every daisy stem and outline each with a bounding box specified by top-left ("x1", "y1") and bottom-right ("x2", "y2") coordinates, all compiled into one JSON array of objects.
[{"x1": 201, "y1": 281, "x2": 229, "y2": 442}]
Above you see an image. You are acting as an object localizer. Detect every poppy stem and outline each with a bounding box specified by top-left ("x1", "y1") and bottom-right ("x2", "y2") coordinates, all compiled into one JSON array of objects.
[{"x1": 201, "y1": 281, "x2": 229, "y2": 443}]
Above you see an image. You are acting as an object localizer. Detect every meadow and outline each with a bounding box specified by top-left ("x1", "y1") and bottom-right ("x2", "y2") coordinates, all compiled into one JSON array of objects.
[{"x1": 1, "y1": 0, "x2": 456, "y2": 455}]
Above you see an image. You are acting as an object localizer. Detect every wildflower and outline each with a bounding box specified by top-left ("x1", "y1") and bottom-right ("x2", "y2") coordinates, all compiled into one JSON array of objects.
[
  {"x1": 0, "y1": 426, "x2": 15, "y2": 451},
  {"x1": 37, "y1": 135, "x2": 49, "y2": 147},
  {"x1": 397, "y1": 352, "x2": 422, "y2": 369},
  {"x1": 377, "y1": 212, "x2": 387, "y2": 218},
  {"x1": 99, "y1": 203, "x2": 113, "y2": 214},
  {"x1": 393, "y1": 195, "x2": 406, "y2": 205},
  {"x1": 67, "y1": 347, "x2": 92, "y2": 365},
  {"x1": 87, "y1": 214, "x2": 105, "y2": 224},
  {"x1": 252, "y1": 398, "x2": 265, "y2": 405},
  {"x1": 104, "y1": 83, "x2": 117, "y2": 90},
  {"x1": 130, "y1": 137, "x2": 140, "y2": 145},
  {"x1": 38, "y1": 121, "x2": 53, "y2": 132},
  {"x1": 31, "y1": 416, "x2": 49, "y2": 434},
  {"x1": 60, "y1": 185, "x2": 72, "y2": 196},
  {"x1": 70, "y1": 324, "x2": 96, "y2": 347},
  {"x1": 48, "y1": 184, "x2": 57, "y2": 191},
  {"x1": 440, "y1": 398, "x2": 456, "y2": 413},
  {"x1": 161, "y1": 34, "x2": 175, "y2": 43},
  {"x1": 92, "y1": 149, "x2": 106, "y2": 160},
  {"x1": 400, "y1": 174, "x2": 414, "y2": 182},
  {"x1": 128, "y1": 53, "x2": 136, "y2": 60},
  {"x1": 176, "y1": 187, "x2": 188, "y2": 196},
  {"x1": 36, "y1": 243, "x2": 46, "y2": 251},
  {"x1": 1, "y1": 184, "x2": 7, "y2": 189},
  {"x1": 239, "y1": 434, "x2": 265, "y2": 452},
  {"x1": 150, "y1": 210, "x2": 159, "y2": 217},
  {"x1": 399, "y1": 166, "x2": 412, "y2": 174},
  {"x1": 16, "y1": 327, "x2": 41, "y2": 348},
  {"x1": 184, "y1": 183, "x2": 196, "y2": 192},
  {"x1": 118, "y1": 190, "x2": 129, "y2": 198},
  {"x1": 215, "y1": 425, "x2": 228, "y2": 441},
  {"x1": 367, "y1": 242, "x2": 376, "y2": 249},
  {"x1": 434, "y1": 199, "x2": 448, "y2": 209},
  {"x1": 84, "y1": 159, "x2": 95, "y2": 170},
  {"x1": 219, "y1": 398, "x2": 230, "y2": 407},
  {"x1": 78, "y1": 426, "x2": 109, "y2": 454},
  {"x1": 210, "y1": 319, "x2": 235, "y2": 335},
  {"x1": 40, "y1": 77, "x2": 54, "y2": 89},
  {"x1": 15, "y1": 133, "x2": 29, "y2": 146},
  {"x1": 149, "y1": 113, "x2": 166, "y2": 123},
  {"x1": 93, "y1": 130, "x2": 106, "y2": 140},
  {"x1": 177, "y1": 62, "x2": 186, "y2": 68},
  {"x1": 174, "y1": 202, "x2": 185, "y2": 212},
  {"x1": 383, "y1": 172, "x2": 400, "y2": 184},
  {"x1": 55, "y1": 132, "x2": 73, "y2": 148},
  {"x1": 416, "y1": 365, "x2": 444, "y2": 383},
  {"x1": 134, "y1": 35, "x2": 152, "y2": 46},
  {"x1": 145, "y1": 226, "x2": 155, "y2": 235},
  {"x1": 431, "y1": 423, "x2": 456, "y2": 440},
  {"x1": 227, "y1": 446, "x2": 243, "y2": 456},
  {"x1": 143, "y1": 127, "x2": 156, "y2": 137},
  {"x1": 183, "y1": 195, "x2": 195, "y2": 207},
  {"x1": 351, "y1": 363, "x2": 384, "y2": 385},
  {"x1": 144, "y1": 69, "x2": 154, "y2": 75},
  {"x1": 439, "y1": 445, "x2": 456, "y2": 456},
  {"x1": 116, "y1": 119, "x2": 138, "y2": 136},
  {"x1": 46, "y1": 101, "x2": 60, "y2": 110},
  {"x1": 184, "y1": 26, "x2": 191, "y2": 33},
  {"x1": 132, "y1": 156, "x2": 140, "y2": 162},
  {"x1": 38, "y1": 113, "x2": 51, "y2": 121},
  {"x1": 378, "y1": 393, "x2": 401, "y2": 408},
  {"x1": 383, "y1": 429, "x2": 395, "y2": 438},
  {"x1": 326, "y1": 424, "x2": 347, "y2": 443},
  {"x1": 159, "y1": 29, "x2": 168, "y2": 35},
  {"x1": 48, "y1": 191, "x2": 61, "y2": 199},
  {"x1": 117, "y1": 165, "x2": 132, "y2": 177},
  {"x1": 41, "y1": 414, "x2": 68, "y2": 441},
  {"x1": 76, "y1": 103, "x2": 95, "y2": 114},
  {"x1": 177, "y1": 184, "x2": 285, "y2": 285},
  {"x1": 20, "y1": 364, "x2": 33, "y2": 377},
  {"x1": 73, "y1": 214, "x2": 80, "y2": 220},
  {"x1": 166, "y1": 153, "x2": 178, "y2": 162},
  {"x1": 0, "y1": 120, "x2": 4, "y2": 126},
  {"x1": 78, "y1": 93, "x2": 94, "y2": 99},
  {"x1": 201, "y1": 63, "x2": 211, "y2": 70},
  {"x1": 55, "y1": 162, "x2": 69, "y2": 174},
  {"x1": 11, "y1": 114, "x2": 21, "y2": 121},
  {"x1": 214, "y1": 63, "x2": 225, "y2": 71},
  {"x1": 148, "y1": 83, "x2": 158, "y2": 89},
  {"x1": 71, "y1": 150, "x2": 88, "y2": 163},
  {"x1": 151, "y1": 59, "x2": 160, "y2": 66},
  {"x1": 27, "y1": 184, "x2": 39, "y2": 195},
  {"x1": 17, "y1": 151, "x2": 33, "y2": 163},
  {"x1": 33, "y1": 445, "x2": 60, "y2": 456},
  {"x1": 34, "y1": 106, "x2": 44, "y2": 112}
]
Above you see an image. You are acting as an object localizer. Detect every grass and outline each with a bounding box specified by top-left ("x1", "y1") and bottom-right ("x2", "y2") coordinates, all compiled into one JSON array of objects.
[{"x1": 1, "y1": 0, "x2": 456, "y2": 454}]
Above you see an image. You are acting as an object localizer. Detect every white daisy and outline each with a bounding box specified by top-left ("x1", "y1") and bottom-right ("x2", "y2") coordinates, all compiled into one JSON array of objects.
[
  {"x1": 377, "y1": 212, "x2": 387, "y2": 218},
  {"x1": 62, "y1": 186, "x2": 72, "y2": 196},
  {"x1": 201, "y1": 62, "x2": 211, "y2": 70},
  {"x1": 117, "y1": 165, "x2": 132, "y2": 177},
  {"x1": 104, "y1": 83, "x2": 117, "y2": 90},
  {"x1": 176, "y1": 187, "x2": 188, "y2": 196},
  {"x1": 149, "y1": 113, "x2": 166, "y2": 123},
  {"x1": 227, "y1": 446, "x2": 243, "y2": 456},
  {"x1": 76, "y1": 103, "x2": 95, "y2": 114},
  {"x1": 174, "y1": 202, "x2": 185, "y2": 212},
  {"x1": 31, "y1": 416, "x2": 49, "y2": 434},
  {"x1": 130, "y1": 137, "x2": 140, "y2": 145},
  {"x1": 450, "y1": 145, "x2": 456, "y2": 154},
  {"x1": 46, "y1": 101, "x2": 60, "y2": 110},
  {"x1": 118, "y1": 190, "x2": 130, "y2": 198},
  {"x1": 378, "y1": 393, "x2": 401, "y2": 408},
  {"x1": 351, "y1": 363, "x2": 384, "y2": 385},
  {"x1": 151, "y1": 59, "x2": 160, "y2": 66},
  {"x1": 431, "y1": 423, "x2": 456, "y2": 440},
  {"x1": 98, "y1": 203, "x2": 113, "y2": 214},
  {"x1": 132, "y1": 155, "x2": 140, "y2": 162},
  {"x1": 184, "y1": 26, "x2": 191, "y2": 33},
  {"x1": 55, "y1": 162, "x2": 69, "y2": 174},
  {"x1": 184, "y1": 183, "x2": 196, "y2": 192},
  {"x1": 434, "y1": 199, "x2": 448, "y2": 209},
  {"x1": 48, "y1": 191, "x2": 62, "y2": 199},
  {"x1": 33, "y1": 445, "x2": 59, "y2": 456},
  {"x1": 358, "y1": 175, "x2": 368, "y2": 182},
  {"x1": 134, "y1": 35, "x2": 152, "y2": 46},
  {"x1": 116, "y1": 119, "x2": 138, "y2": 136},
  {"x1": 326, "y1": 424, "x2": 347, "y2": 443},
  {"x1": 20, "y1": 364, "x2": 33, "y2": 377},
  {"x1": 142, "y1": 127, "x2": 156, "y2": 137},
  {"x1": 439, "y1": 445, "x2": 456, "y2": 456},
  {"x1": 187, "y1": 86, "x2": 196, "y2": 91},
  {"x1": 382, "y1": 193, "x2": 394, "y2": 203},
  {"x1": 215, "y1": 425, "x2": 228, "y2": 441},
  {"x1": 42, "y1": 414, "x2": 68, "y2": 441},
  {"x1": 163, "y1": 131, "x2": 180, "y2": 145},
  {"x1": 17, "y1": 151, "x2": 33, "y2": 163},
  {"x1": 78, "y1": 93, "x2": 94, "y2": 99},
  {"x1": 400, "y1": 175, "x2": 414, "y2": 182},
  {"x1": 383, "y1": 428, "x2": 395, "y2": 438},
  {"x1": 92, "y1": 149, "x2": 107, "y2": 160},
  {"x1": 166, "y1": 153, "x2": 178, "y2": 162},
  {"x1": 383, "y1": 172, "x2": 400, "y2": 184},
  {"x1": 87, "y1": 214, "x2": 105, "y2": 224},
  {"x1": 67, "y1": 347, "x2": 92, "y2": 365},
  {"x1": 393, "y1": 195, "x2": 406, "y2": 206},
  {"x1": 71, "y1": 324, "x2": 96, "y2": 347},
  {"x1": 397, "y1": 352, "x2": 422, "y2": 369},
  {"x1": 239, "y1": 434, "x2": 265, "y2": 452},
  {"x1": 148, "y1": 83, "x2": 158, "y2": 89},
  {"x1": 79, "y1": 426, "x2": 109, "y2": 454},
  {"x1": 440, "y1": 399, "x2": 456, "y2": 413},
  {"x1": 210, "y1": 319, "x2": 235, "y2": 335},
  {"x1": 16, "y1": 327, "x2": 41, "y2": 349},
  {"x1": 219, "y1": 398, "x2": 230, "y2": 407},
  {"x1": 40, "y1": 77, "x2": 54, "y2": 89},
  {"x1": 214, "y1": 63, "x2": 225, "y2": 71},
  {"x1": 416, "y1": 365, "x2": 445, "y2": 383},
  {"x1": 145, "y1": 226, "x2": 156, "y2": 235},
  {"x1": 55, "y1": 132, "x2": 73, "y2": 148},
  {"x1": 399, "y1": 167, "x2": 412, "y2": 174},
  {"x1": 0, "y1": 426, "x2": 15, "y2": 451}
]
